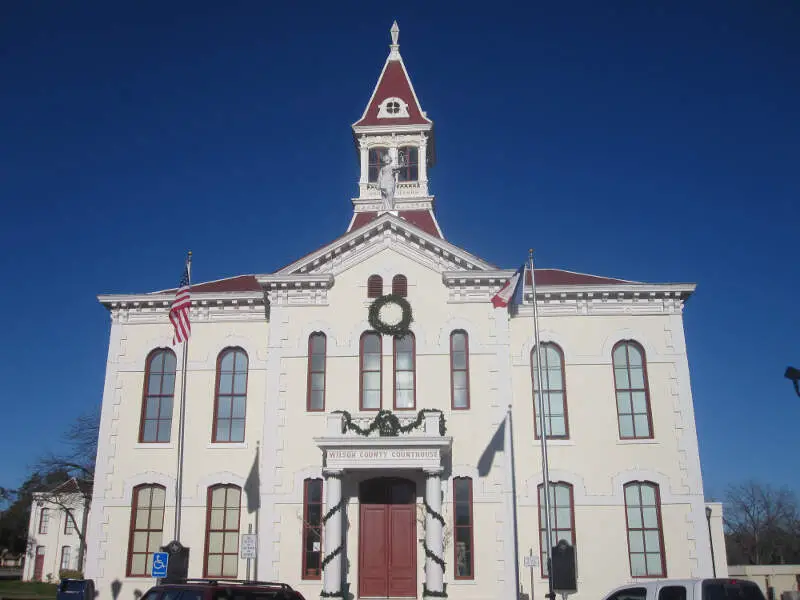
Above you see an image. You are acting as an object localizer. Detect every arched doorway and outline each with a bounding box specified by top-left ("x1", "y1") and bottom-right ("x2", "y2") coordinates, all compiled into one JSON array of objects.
[{"x1": 359, "y1": 477, "x2": 417, "y2": 598}]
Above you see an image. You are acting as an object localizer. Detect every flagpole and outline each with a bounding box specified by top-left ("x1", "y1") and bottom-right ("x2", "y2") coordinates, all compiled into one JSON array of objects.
[
  {"x1": 174, "y1": 251, "x2": 192, "y2": 542},
  {"x1": 529, "y1": 249, "x2": 555, "y2": 600}
]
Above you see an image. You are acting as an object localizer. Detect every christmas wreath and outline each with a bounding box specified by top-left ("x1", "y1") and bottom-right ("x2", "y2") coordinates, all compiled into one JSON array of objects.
[{"x1": 368, "y1": 293, "x2": 413, "y2": 337}]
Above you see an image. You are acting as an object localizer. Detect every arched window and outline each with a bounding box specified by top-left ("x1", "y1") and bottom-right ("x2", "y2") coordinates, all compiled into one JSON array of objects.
[
  {"x1": 139, "y1": 349, "x2": 177, "y2": 443},
  {"x1": 38, "y1": 508, "x2": 50, "y2": 534},
  {"x1": 531, "y1": 343, "x2": 569, "y2": 438},
  {"x1": 302, "y1": 479, "x2": 323, "y2": 579},
  {"x1": 613, "y1": 341, "x2": 652, "y2": 439},
  {"x1": 398, "y1": 146, "x2": 419, "y2": 182},
  {"x1": 368, "y1": 147, "x2": 389, "y2": 182},
  {"x1": 307, "y1": 333, "x2": 326, "y2": 412},
  {"x1": 213, "y1": 348, "x2": 248, "y2": 443},
  {"x1": 537, "y1": 482, "x2": 575, "y2": 577},
  {"x1": 453, "y1": 477, "x2": 474, "y2": 579},
  {"x1": 624, "y1": 481, "x2": 666, "y2": 577},
  {"x1": 360, "y1": 332, "x2": 382, "y2": 410},
  {"x1": 367, "y1": 275, "x2": 383, "y2": 298},
  {"x1": 394, "y1": 333, "x2": 415, "y2": 409},
  {"x1": 392, "y1": 274, "x2": 408, "y2": 297},
  {"x1": 126, "y1": 484, "x2": 166, "y2": 577},
  {"x1": 204, "y1": 484, "x2": 241, "y2": 578},
  {"x1": 451, "y1": 330, "x2": 470, "y2": 409}
]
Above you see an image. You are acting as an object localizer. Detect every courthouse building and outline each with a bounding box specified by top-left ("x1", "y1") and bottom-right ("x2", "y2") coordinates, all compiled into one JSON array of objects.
[{"x1": 85, "y1": 23, "x2": 726, "y2": 600}]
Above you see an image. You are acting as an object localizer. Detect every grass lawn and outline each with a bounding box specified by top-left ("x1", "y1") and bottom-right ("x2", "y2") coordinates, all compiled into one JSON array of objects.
[{"x1": 0, "y1": 580, "x2": 57, "y2": 598}]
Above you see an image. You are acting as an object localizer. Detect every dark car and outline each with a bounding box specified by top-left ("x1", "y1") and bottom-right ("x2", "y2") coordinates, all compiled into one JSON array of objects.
[{"x1": 140, "y1": 579, "x2": 307, "y2": 600}]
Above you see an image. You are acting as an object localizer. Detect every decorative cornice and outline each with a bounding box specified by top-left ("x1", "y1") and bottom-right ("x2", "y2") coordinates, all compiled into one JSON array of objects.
[{"x1": 98, "y1": 290, "x2": 264, "y2": 309}]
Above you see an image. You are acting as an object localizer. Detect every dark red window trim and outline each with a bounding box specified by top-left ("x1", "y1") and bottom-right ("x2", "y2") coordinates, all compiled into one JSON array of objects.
[
  {"x1": 203, "y1": 484, "x2": 242, "y2": 579},
  {"x1": 307, "y1": 333, "x2": 326, "y2": 412},
  {"x1": 126, "y1": 484, "x2": 166, "y2": 577},
  {"x1": 367, "y1": 275, "x2": 383, "y2": 298},
  {"x1": 212, "y1": 347, "x2": 248, "y2": 443},
  {"x1": 360, "y1": 332, "x2": 382, "y2": 411},
  {"x1": 301, "y1": 478, "x2": 323, "y2": 580},
  {"x1": 138, "y1": 348, "x2": 177, "y2": 443},
  {"x1": 393, "y1": 333, "x2": 416, "y2": 410},
  {"x1": 536, "y1": 481, "x2": 576, "y2": 577},
  {"x1": 531, "y1": 343, "x2": 570, "y2": 439},
  {"x1": 392, "y1": 274, "x2": 408, "y2": 297},
  {"x1": 453, "y1": 477, "x2": 474, "y2": 579},
  {"x1": 612, "y1": 340, "x2": 654, "y2": 440},
  {"x1": 38, "y1": 508, "x2": 49, "y2": 535},
  {"x1": 623, "y1": 481, "x2": 667, "y2": 578},
  {"x1": 450, "y1": 330, "x2": 470, "y2": 410}
]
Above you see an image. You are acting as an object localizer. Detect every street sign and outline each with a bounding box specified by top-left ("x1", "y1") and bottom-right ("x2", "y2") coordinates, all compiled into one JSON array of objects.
[
  {"x1": 523, "y1": 555, "x2": 539, "y2": 568},
  {"x1": 240, "y1": 534, "x2": 257, "y2": 559},
  {"x1": 152, "y1": 552, "x2": 169, "y2": 578}
]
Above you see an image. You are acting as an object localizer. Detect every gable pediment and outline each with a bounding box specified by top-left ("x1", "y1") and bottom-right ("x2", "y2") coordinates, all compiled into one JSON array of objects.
[{"x1": 275, "y1": 213, "x2": 494, "y2": 278}]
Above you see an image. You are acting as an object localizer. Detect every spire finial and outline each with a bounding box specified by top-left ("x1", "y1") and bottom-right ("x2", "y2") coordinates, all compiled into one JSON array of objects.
[{"x1": 389, "y1": 21, "x2": 400, "y2": 59}]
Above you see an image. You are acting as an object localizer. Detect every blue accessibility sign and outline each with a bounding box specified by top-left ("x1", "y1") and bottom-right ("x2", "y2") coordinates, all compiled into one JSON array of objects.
[{"x1": 151, "y1": 552, "x2": 169, "y2": 578}]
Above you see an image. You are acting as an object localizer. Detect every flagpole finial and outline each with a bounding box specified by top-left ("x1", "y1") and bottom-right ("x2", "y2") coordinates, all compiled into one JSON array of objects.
[{"x1": 528, "y1": 248, "x2": 533, "y2": 259}]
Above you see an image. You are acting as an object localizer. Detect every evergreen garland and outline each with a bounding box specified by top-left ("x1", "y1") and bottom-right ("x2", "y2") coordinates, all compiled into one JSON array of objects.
[
  {"x1": 333, "y1": 409, "x2": 446, "y2": 437},
  {"x1": 368, "y1": 294, "x2": 413, "y2": 337}
]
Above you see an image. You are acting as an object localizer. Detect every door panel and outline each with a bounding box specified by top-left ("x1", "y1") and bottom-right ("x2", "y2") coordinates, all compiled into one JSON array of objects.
[
  {"x1": 33, "y1": 547, "x2": 45, "y2": 581},
  {"x1": 388, "y1": 505, "x2": 417, "y2": 597},
  {"x1": 359, "y1": 505, "x2": 388, "y2": 597}
]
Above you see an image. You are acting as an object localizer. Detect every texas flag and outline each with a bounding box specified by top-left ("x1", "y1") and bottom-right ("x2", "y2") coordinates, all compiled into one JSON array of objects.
[{"x1": 491, "y1": 264, "x2": 526, "y2": 308}]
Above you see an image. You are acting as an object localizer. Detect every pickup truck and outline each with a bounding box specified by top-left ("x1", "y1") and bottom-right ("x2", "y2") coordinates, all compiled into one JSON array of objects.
[{"x1": 601, "y1": 578, "x2": 767, "y2": 600}]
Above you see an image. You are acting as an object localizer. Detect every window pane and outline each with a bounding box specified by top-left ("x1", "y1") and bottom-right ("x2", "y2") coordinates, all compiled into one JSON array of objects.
[
  {"x1": 142, "y1": 421, "x2": 157, "y2": 442},
  {"x1": 218, "y1": 399, "x2": 232, "y2": 419},
  {"x1": 628, "y1": 346, "x2": 643, "y2": 367},
  {"x1": 233, "y1": 373, "x2": 247, "y2": 394},
  {"x1": 308, "y1": 480, "x2": 323, "y2": 503},
  {"x1": 455, "y1": 480, "x2": 470, "y2": 502},
  {"x1": 625, "y1": 486, "x2": 641, "y2": 506},
  {"x1": 234, "y1": 352, "x2": 247, "y2": 372},
  {"x1": 311, "y1": 355, "x2": 325, "y2": 372},
  {"x1": 642, "y1": 507, "x2": 658, "y2": 528},
  {"x1": 206, "y1": 554, "x2": 222, "y2": 576},
  {"x1": 310, "y1": 390, "x2": 324, "y2": 410},
  {"x1": 646, "y1": 553, "x2": 662, "y2": 576},
  {"x1": 547, "y1": 367, "x2": 563, "y2": 390},
  {"x1": 219, "y1": 373, "x2": 233, "y2": 394},
  {"x1": 152, "y1": 487, "x2": 166, "y2": 506},
  {"x1": 363, "y1": 353, "x2": 381, "y2": 371},
  {"x1": 157, "y1": 422, "x2": 171, "y2": 442},
  {"x1": 215, "y1": 421, "x2": 230, "y2": 442},
  {"x1": 549, "y1": 416, "x2": 566, "y2": 437},
  {"x1": 629, "y1": 531, "x2": 644, "y2": 553},
  {"x1": 363, "y1": 335, "x2": 380, "y2": 353},
  {"x1": 630, "y1": 367, "x2": 645, "y2": 389},
  {"x1": 210, "y1": 508, "x2": 224, "y2": 529},
  {"x1": 548, "y1": 393, "x2": 564, "y2": 415},
  {"x1": 133, "y1": 531, "x2": 148, "y2": 552},
  {"x1": 556, "y1": 507, "x2": 571, "y2": 528},
  {"x1": 148, "y1": 533, "x2": 162, "y2": 552},
  {"x1": 220, "y1": 352, "x2": 234, "y2": 372},
  {"x1": 617, "y1": 392, "x2": 632, "y2": 413},
  {"x1": 455, "y1": 502, "x2": 470, "y2": 525},
  {"x1": 212, "y1": 487, "x2": 226, "y2": 507},
  {"x1": 363, "y1": 372, "x2": 380, "y2": 390},
  {"x1": 162, "y1": 374, "x2": 175, "y2": 394},
  {"x1": 613, "y1": 347, "x2": 627, "y2": 367},
  {"x1": 131, "y1": 554, "x2": 146, "y2": 576},
  {"x1": 146, "y1": 397, "x2": 159, "y2": 418},
  {"x1": 230, "y1": 419, "x2": 245, "y2": 442},
  {"x1": 151, "y1": 352, "x2": 165, "y2": 371},
  {"x1": 148, "y1": 374, "x2": 163, "y2": 395},
  {"x1": 451, "y1": 333, "x2": 466, "y2": 352},
  {"x1": 452, "y1": 352, "x2": 467, "y2": 370},
  {"x1": 634, "y1": 414, "x2": 650, "y2": 437},
  {"x1": 396, "y1": 371, "x2": 414, "y2": 388},
  {"x1": 615, "y1": 367, "x2": 630, "y2": 389},
  {"x1": 232, "y1": 396, "x2": 246, "y2": 418},
  {"x1": 631, "y1": 392, "x2": 647, "y2": 413},
  {"x1": 163, "y1": 351, "x2": 176, "y2": 371},
  {"x1": 453, "y1": 388, "x2": 468, "y2": 408},
  {"x1": 311, "y1": 334, "x2": 325, "y2": 353},
  {"x1": 627, "y1": 507, "x2": 643, "y2": 528},
  {"x1": 362, "y1": 390, "x2": 380, "y2": 409},
  {"x1": 619, "y1": 416, "x2": 634, "y2": 438},
  {"x1": 640, "y1": 485, "x2": 656, "y2": 506},
  {"x1": 395, "y1": 352, "x2": 413, "y2": 370},
  {"x1": 630, "y1": 553, "x2": 647, "y2": 576},
  {"x1": 149, "y1": 508, "x2": 164, "y2": 529},
  {"x1": 224, "y1": 532, "x2": 239, "y2": 554},
  {"x1": 644, "y1": 530, "x2": 660, "y2": 552},
  {"x1": 159, "y1": 396, "x2": 173, "y2": 418},
  {"x1": 396, "y1": 390, "x2": 414, "y2": 408}
]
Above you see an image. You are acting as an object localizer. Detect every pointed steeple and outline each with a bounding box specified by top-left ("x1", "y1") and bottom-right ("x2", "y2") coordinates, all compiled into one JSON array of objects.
[{"x1": 349, "y1": 22, "x2": 440, "y2": 237}]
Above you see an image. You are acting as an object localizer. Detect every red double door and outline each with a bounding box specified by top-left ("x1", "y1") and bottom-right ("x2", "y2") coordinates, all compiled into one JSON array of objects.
[{"x1": 359, "y1": 478, "x2": 417, "y2": 598}]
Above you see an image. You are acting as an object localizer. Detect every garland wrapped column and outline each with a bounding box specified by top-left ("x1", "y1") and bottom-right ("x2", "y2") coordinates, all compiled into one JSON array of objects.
[
  {"x1": 321, "y1": 470, "x2": 344, "y2": 599},
  {"x1": 423, "y1": 468, "x2": 447, "y2": 598}
]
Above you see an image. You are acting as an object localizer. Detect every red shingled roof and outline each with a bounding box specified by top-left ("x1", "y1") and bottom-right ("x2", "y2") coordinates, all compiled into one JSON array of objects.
[
  {"x1": 156, "y1": 274, "x2": 261, "y2": 294},
  {"x1": 354, "y1": 59, "x2": 431, "y2": 127},
  {"x1": 349, "y1": 210, "x2": 441, "y2": 238},
  {"x1": 527, "y1": 269, "x2": 637, "y2": 286}
]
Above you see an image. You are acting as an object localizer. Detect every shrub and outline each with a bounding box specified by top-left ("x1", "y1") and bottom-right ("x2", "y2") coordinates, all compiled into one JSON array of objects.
[{"x1": 59, "y1": 569, "x2": 84, "y2": 580}]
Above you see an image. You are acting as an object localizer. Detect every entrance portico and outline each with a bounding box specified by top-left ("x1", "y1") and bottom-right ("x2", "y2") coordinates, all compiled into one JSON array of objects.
[{"x1": 314, "y1": 412, "x2": 452, "y2": 599}]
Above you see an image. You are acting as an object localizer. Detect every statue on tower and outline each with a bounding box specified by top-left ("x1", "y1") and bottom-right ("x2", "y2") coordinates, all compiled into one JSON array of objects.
[{"x1": 378, "y1": 152, "x2": 403, "y2": 211}]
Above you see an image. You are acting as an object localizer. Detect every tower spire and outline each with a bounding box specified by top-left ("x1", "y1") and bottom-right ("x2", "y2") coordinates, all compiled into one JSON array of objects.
[{"x1": 389, "y1": 21, "x2": 400, "y2": 59}]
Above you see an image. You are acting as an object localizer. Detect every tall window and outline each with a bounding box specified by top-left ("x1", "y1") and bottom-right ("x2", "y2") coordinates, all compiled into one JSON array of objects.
[
  {"x1": 127, "y1": 485, "x2": 166, "y2": 577},
  {"x1": 453, "y1": 477, "x2": 474, "y2": 579},
  {"x1": 360, "y1": 332, "x2": 382, "y2": 410},
  {"x1": 398, "y1": 146, "x2": 419, "y2": 182},
  {"x1": 213, "y1": 348, "x2": 248, "y2": 443},
  {"x1": 307, "y1": 333, "x2": 326, "y2": 411},
  {"x1": 537, "y1": 482, "x2": 575, "y2": 577},
  {"x1": 368, "y1": 147, "x2": 389, "y2": 182},
  {"x1": 64, "y1": 511, "x2": 74, "y2": 535},
  {"x1": 140, "y1": 349, "x2": 177, "y2": 442},
  {"x1": 624, "y1": 482, "x2": 666, "y2": 577},
  {"x1": 451, "y1": 330, "x2": 470, "y2": 409},
  {"x1": 39, "y1": 508, "x2": 49, "y2": 534},
  {"x1": 367, "y1": 275, "x2": 383, "y2": 298},
  {"x1": 60, "y1": 546, "x2": 71, "y2": 571},
  {"x1": 302, "y1": 479, "x2": 323, "y2": 579},
  {"x1": 392, "y1": 274, "x2": 408, "y2": 297},
  {"x1": 205, "y1": 485, "x2": 241, "y2": 578},
  {"x1": 394, "y1": 334, "x2": 415, "y2": 409},
  {"x1": 613, "y1": 341, "x2": 653, "y2": 439},
  {"x1": 532, "y1": 343, "x2": 569, "y2": 438}
]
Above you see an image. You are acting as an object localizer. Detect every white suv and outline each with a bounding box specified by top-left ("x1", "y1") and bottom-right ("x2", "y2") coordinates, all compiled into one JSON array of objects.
[{"x1": 601, "y1": 579, "x2": 767, "y2": 600}]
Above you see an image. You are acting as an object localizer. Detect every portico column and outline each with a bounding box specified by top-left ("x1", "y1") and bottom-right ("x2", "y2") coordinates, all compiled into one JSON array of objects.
[
  {"x1": 322, "y1": 469, "x2": 343, "y2": 597},
  {"x1": 424, "y1": 467, "x2": 445, "y2": 597}
]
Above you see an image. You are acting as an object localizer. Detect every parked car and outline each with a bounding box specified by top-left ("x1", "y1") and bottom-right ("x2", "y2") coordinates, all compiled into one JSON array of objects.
[
  {"x1": 140, "y1": 579, "x2": 307, "y2": 600},
  {"x1": 601, "y1": 578, "x2": 767, "y2": 600}
]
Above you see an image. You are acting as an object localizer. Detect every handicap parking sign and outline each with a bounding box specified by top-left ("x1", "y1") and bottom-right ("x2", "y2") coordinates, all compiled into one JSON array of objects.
[{"x1": 152, "y1": 552, "x2": 169, "y2": 578}]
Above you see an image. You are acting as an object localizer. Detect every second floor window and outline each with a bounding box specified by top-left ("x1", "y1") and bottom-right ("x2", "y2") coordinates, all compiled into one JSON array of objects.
[
  {"x1": 450, "y1": 330, "x2": 470, "y2": 409},
  {"x1": 213, "y1": 348, "x2": 248, "y2": 443},
  {"x1": 140, "y1": 349, "x2": 177, "y2": 443},
  {"x1": 307, "y1": 333, "x2": 326, "y2": 411},
  {"x1": 394, "y1": 334, "x2": 415, "y2": 409},
  {"x1": 613, "y1": 341, "x2": 653, "y2": 439},
  {"x1": 532, "y1": 343, "x2": 569, "y2": 438},
  {"x1": 398, "y1": 146, "x2": 419, "y2": 182},
  {"x1": 360, "y1": 332, "x2": 382, "y2": 410},
  {"x1": 39, "y1": 508, "x2": 50, "y2": 534},
  {"x1": 302, "y1": 479, "x2": 323, "y2": 579}
]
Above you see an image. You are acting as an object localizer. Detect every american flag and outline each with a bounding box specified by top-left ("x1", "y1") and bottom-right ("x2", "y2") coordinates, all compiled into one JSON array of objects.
[{"x1": 170, "y1": 264, "x2": 191, "y2": 344}]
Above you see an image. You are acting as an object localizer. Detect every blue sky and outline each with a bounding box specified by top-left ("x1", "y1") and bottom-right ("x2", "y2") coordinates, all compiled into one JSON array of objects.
[{"x1": 1, "y1": 1, "x2": 798, "y2": 500}]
